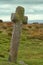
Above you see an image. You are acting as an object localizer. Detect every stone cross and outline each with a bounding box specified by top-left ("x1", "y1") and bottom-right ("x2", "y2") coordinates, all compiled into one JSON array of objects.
[{"x1": 9, "y1": 6, "x2": 24, "y2": 63}]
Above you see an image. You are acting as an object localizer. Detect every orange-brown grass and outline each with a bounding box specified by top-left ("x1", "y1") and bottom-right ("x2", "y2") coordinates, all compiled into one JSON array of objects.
[{"x1": 0, "y1": 22, "x2": 43, "y2": 39}]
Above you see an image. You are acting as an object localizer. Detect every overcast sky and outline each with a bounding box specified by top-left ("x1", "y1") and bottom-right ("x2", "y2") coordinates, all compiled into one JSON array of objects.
[{"x1": 0, "y1": 0, "x2": 43, "y2": 23}]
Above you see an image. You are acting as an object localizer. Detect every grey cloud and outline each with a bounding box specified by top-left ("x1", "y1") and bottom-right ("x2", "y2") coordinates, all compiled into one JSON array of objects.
[
  {"x1": 0, "y1": 4, "x2": 43, "y2": 16},
  {"x1": 0, "y1": 0, "x2": 43, "y2": 4}
]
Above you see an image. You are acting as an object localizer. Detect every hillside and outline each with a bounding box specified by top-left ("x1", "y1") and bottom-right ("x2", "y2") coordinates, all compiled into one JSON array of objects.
[
  {"x1": 0, "y1": 22, "x2": 43, "y2": 39},
  {"x1": 0, "y1": 22, "x2": 43, "y2": 65}
]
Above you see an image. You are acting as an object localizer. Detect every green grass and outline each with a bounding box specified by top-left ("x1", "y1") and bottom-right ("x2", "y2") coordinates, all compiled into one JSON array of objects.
[{"x1": 0, "y1": 28, "x2": 43, "y2": 65}]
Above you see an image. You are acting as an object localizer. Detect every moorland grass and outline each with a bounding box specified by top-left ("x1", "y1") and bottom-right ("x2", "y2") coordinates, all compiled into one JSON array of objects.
[{"x1": 0, "y1": 27, "x2": 43, "y2": 65}]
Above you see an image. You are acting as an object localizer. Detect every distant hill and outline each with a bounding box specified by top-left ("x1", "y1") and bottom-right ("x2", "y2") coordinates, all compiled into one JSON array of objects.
[{"x1": 28, "y1": 20, "x2": 43, "y2": 23}]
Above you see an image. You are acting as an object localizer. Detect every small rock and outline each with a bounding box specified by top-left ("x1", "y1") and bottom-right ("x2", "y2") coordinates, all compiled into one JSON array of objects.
[{"x1": 18, "y1": 61, "x2": 28, "y2": 65}]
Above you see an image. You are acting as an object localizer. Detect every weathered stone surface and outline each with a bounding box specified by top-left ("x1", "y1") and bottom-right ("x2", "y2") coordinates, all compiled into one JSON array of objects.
[
  {"x1": 16, "y1": 6, "x2": 25, "y2": 22},
  {"x1": 9, "y1": 6, "x2": 24, "y2": 63},
  {"x1": 23, "y1": 16, "x2": 28, "y2": 24},
  {"x1": 11, "y1": 13, "x2": 20, "y2": 22}
]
